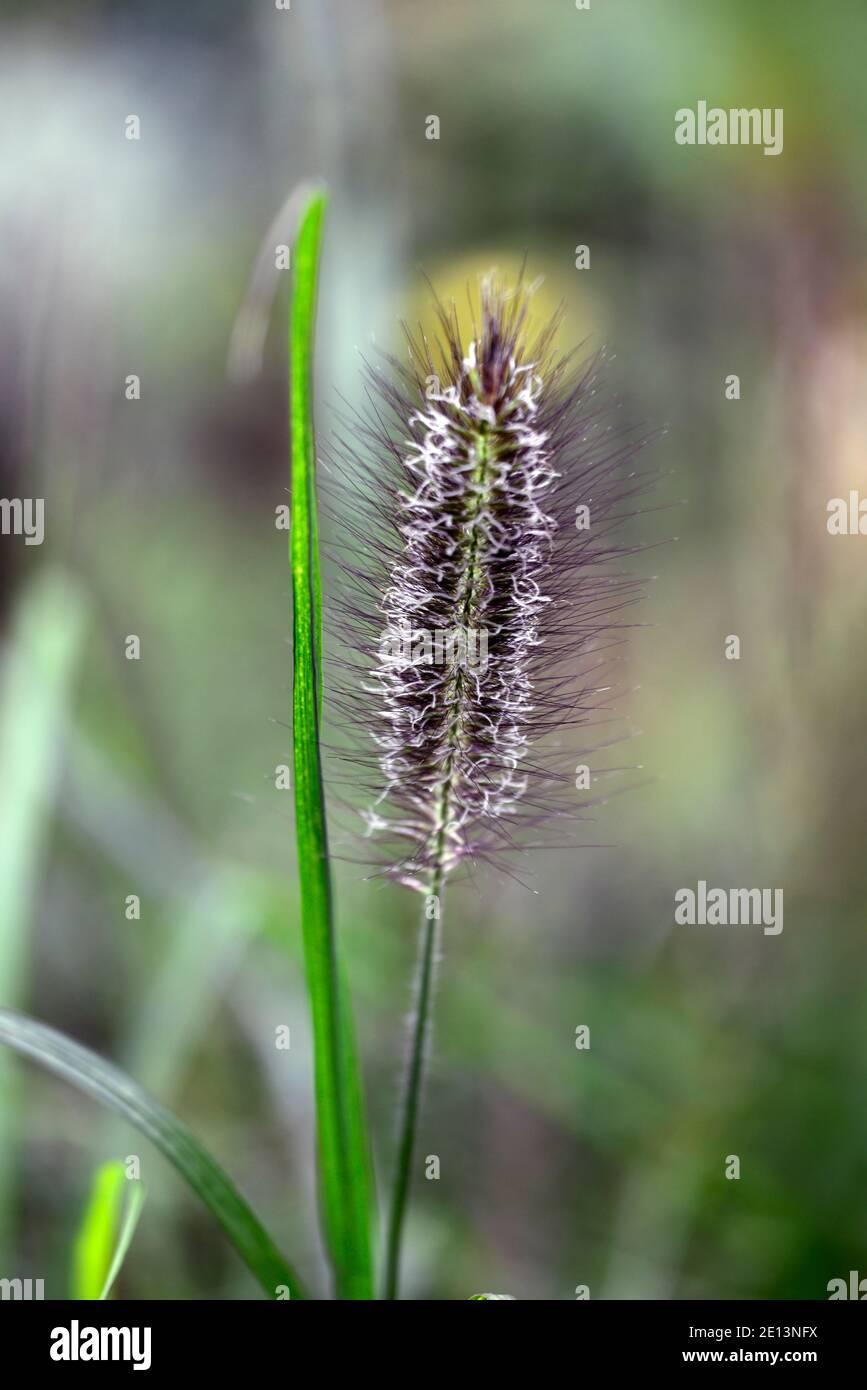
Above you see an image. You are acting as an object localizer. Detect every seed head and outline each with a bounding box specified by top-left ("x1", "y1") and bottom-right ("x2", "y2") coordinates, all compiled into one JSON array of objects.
[{"x1": 327, "y1": 278, "x2": 654, "y2": 894}]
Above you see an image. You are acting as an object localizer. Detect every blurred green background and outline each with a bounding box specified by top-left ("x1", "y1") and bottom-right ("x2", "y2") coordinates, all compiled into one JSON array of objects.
[{"x1": 1, "y1": 0, "x2": 866, "y2": 1299}]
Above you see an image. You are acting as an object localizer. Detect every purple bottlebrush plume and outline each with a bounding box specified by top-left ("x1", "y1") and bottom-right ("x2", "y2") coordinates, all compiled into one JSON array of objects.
[{"x1": 324, "y1": 275, "x2": 655, "y2": 895}]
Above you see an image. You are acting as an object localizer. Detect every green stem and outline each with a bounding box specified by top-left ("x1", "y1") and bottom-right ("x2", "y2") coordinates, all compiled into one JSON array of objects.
[
  {"x1": 383, "y1": 876, "x2": 443, "y2": 1299},
  {"x1": 382, "y1": 418, "x2": 497, "y2": 1297}
]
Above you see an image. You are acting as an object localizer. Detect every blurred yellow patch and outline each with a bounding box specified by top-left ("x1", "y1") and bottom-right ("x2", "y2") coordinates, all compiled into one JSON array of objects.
[{"x1": 400, "y1": 249, "x2": 600, "y2": 359}]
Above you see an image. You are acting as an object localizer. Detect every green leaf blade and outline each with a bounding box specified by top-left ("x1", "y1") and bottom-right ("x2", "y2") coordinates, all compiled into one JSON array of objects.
[
  {"x1": 72, "y1": 1160, "x2": 126, "y2": 1300},
  {"x1": 0, "y1": 1009, "x2": 305, "y2": 1300},
  {"x1": 72, "y1": 1159, "x2": 146, "y2": 1301},
  {"x1": 289, "y1": 188, "x2": 374, "y2": 1299}
]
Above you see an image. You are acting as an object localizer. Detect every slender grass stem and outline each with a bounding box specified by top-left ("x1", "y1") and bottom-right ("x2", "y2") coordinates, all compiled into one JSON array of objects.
[{"x1": 383, "y1": 875, "x2": 443, "y2": 1299}]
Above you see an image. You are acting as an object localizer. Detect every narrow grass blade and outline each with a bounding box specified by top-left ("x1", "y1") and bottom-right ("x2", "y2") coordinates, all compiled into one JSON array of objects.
[
  {"x1": 291, "y1": 189, "x2": 326, "y2": 722},
  {"x1": 72, "y1": 1160, "x2": 124, "y2": 1299},
  {"x1": 0, "y1": 571, "x2": 87, "y2": 1249},
  {"x1": 72, "y1": 1159, "x2": 144, "y2": 1300},
  {"x1": 0, "y1": 572, "x2": 85, "y2": 1003},
  {"x1": 289, "y1": 187, "x2": 374, "y2": 1298},
  {"x1": 99, "y1": 1173, "x2": 146, "y2": 1301},
  {"x1": 0, "y1": 1010, "x2": 305, "y2": 1300}
]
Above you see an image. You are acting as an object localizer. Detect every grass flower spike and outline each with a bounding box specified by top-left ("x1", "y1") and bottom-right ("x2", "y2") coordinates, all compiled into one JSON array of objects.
[
  {"x1": 333, "y1": 276, "x2": 651, "y2": 896},
  {"x1": 328, "y1": 275, "x2": 654, "y2": 1297},
  {"x1": 367, "y1": 288, "x2": 559, "y2": 894}
]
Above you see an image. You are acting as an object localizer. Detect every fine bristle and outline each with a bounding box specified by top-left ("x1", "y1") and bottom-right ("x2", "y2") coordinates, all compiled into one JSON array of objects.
[{"x1": 323, "y1": 278, "x2": 656, "y2": 894}]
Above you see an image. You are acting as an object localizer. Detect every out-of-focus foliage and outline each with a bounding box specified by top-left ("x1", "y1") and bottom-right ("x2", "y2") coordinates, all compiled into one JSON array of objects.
[{"x1": 72, "y1": 1159, "x2": 145, "y2": 1300}]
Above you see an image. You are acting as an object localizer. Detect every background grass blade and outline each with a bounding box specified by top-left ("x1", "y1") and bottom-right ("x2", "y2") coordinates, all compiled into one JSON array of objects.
[
  {"x1": 0, "y1": 1010, "x2": 305, "y2": 1300},
  {"x1": 0, "y1": 571, "x2": 87, "y2": 1252},
  {"x1": 72, "y1": 1159, "x2": 145, "y2": 1300},
  {"x1": 289, "y1": 187, "x2": 374, "y2": 1299},
  {"x1": 72, "y1": 1160, "x2": 124, "y2": 1299}
]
